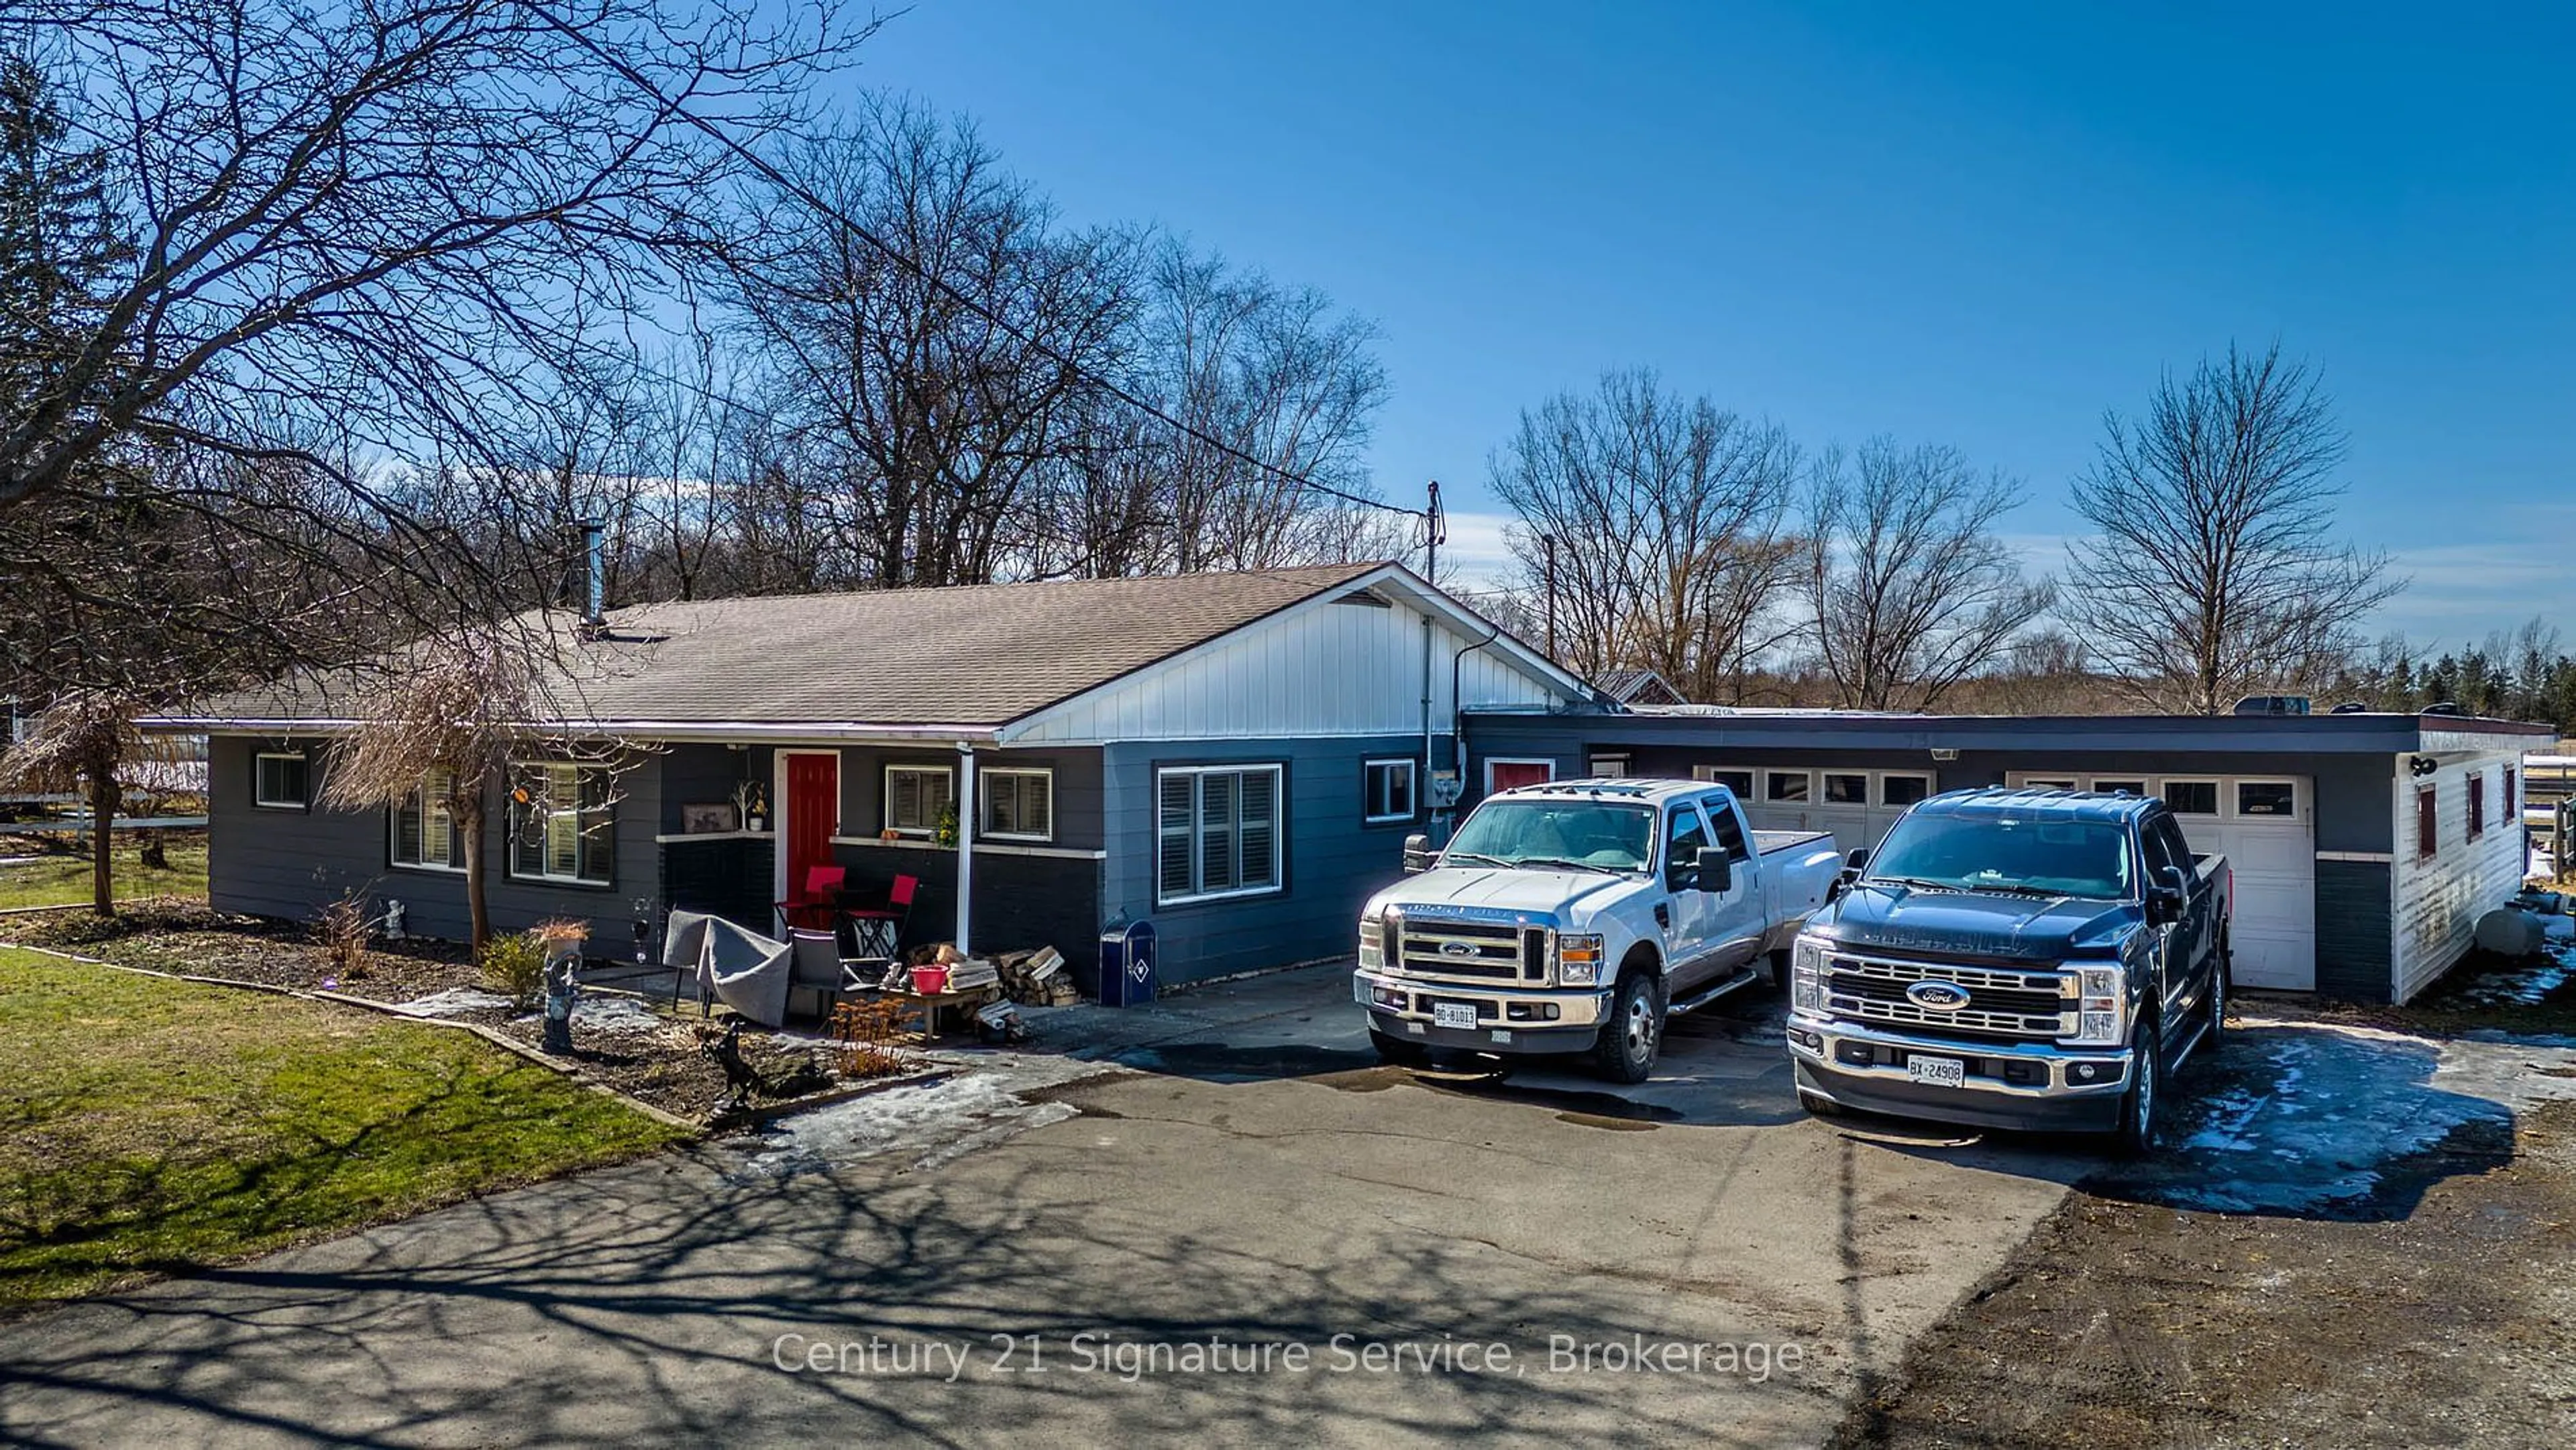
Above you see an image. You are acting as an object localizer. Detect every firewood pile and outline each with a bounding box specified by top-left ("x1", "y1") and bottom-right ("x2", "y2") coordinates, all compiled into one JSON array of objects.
[{"x1": 994, "y1": 945, "x2": 1081, "y2": 1006}]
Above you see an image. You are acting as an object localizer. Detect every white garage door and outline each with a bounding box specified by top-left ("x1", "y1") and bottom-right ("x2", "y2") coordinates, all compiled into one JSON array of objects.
[{"x1": 2011, "y1": 773, "x2": 2316, "y2": 991}]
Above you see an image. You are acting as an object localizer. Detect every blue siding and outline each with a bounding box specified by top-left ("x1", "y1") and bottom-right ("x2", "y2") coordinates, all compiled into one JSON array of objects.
[{"x1": 1102, "y1": 733, "x2": 1436, "y2": 985}]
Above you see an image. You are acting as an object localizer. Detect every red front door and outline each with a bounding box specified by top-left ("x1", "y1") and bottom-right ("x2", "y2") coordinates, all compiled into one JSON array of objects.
[
  {"x1": 1488, "y1": 760, "x2": 1553, "y2": 793},
  {"x1": 785, "y1": 752, "x2": 839, "y2": 897}
]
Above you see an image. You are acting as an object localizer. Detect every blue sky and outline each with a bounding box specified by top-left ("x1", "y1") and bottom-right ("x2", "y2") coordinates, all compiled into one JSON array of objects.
[{"x1": 851, "y1": 1, "x2": 2573, "y2": 647}]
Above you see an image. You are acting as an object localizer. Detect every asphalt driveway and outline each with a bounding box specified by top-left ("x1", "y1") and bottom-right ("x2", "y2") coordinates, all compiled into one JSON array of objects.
[{"x1": 0, "y1": 964, "x2": 2096, "y2": 1447}]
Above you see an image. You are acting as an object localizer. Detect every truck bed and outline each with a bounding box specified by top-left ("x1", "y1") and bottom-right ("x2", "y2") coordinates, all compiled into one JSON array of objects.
[{"x1": 1753, "y1": 829, "x2": 1834, "y2": 856}]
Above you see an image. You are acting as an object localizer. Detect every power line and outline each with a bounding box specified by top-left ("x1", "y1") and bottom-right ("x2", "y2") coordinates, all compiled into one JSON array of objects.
[{"x1": 529, "y1": 6, "x2": 1423, "y2": 526}]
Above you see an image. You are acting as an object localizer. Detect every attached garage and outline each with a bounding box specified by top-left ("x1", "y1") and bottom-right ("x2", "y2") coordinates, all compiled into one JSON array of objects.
[{"x1": 1461, "y1": 707, "x2": 2549, "y2": 1004}]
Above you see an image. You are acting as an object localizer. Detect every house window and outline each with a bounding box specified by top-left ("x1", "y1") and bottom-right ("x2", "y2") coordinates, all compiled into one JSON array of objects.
[
  {"x1": 884, "y1": 765, "x2": 955, "y2": 836},
  {"x1": 1823, "y1": 773, "x2": 1868, "y2": 805},
  {"x1": 2417, "y1": 787, "x2": 2438, "y2": 859},
  {"x1": 1693, "y1": 766, "x2": 1754, "y2": 797},
  {"x1": 1158, "y1": 764, "x2": 1282, "y2": 904},
  {"x1": 1765, "y1": 770, "x2": 1811, "y2": 802},
  {"x1": 1880, "y1": 774, "x2": 1931, "y2": 807},
  {"x1": 2505, "y1": 767, "x2": 2518, "y2": 824},
  {"x1": 2163, "y1": 780, "x2": 2219, "y2": 815},
  {"x1": 390, "y1": 768, "x2": 464, "y2": 872},
  {"x1": 509, "y1": 762, "x2": 616, "y2": 886},
  {"x1": 1362, "y1": 759, "x2": 1418, "y2": 824},
  {"x1": 980, "y1": 767, "x2": 1054, "y2": 842},
  {"x1": 2468, "y1": 772, "x2": 2486, "y2": 842},
  {"x1": 253, "y1": 752, "x2": 309, "y2": 809},
  {"x1": 1589, "y1": 755, "x2": 1629, "y2": 778}
]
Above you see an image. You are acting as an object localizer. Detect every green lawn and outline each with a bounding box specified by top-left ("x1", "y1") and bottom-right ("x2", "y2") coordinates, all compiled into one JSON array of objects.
[
  {"x1": 0, "y1": 836, "x2": 208, "y2": 910},
  {"x1": 0, "y1": 947, "x2": 689, "y2": 1306}
]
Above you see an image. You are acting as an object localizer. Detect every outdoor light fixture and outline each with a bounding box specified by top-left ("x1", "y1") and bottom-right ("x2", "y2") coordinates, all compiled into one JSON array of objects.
[{"x1": 2410, "y1": 756, "x2": 2438, "y2": 778}]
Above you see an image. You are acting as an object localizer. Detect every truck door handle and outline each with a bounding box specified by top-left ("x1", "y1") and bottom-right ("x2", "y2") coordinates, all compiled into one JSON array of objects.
[{"x1": 1654, "y1": 904, "x2": 1671, "y2": 929}]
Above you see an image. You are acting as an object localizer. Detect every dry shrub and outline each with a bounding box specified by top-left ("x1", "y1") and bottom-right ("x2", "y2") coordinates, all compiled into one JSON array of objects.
[
  {"x1": 314, "y1": 891, "x2": 372, "y2": 981},
  {"x1": 478, "y1": 931, "x2": 545, "y2": 1009}
]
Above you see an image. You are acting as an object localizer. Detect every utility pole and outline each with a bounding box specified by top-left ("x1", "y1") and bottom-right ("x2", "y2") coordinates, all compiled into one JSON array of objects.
[
  {"x1": 1423, "y1": 480, "x2": 1446, "y2": 586},
  {"x1": 1542, "y1": 533, "x2": 1558, "y2": 660}
]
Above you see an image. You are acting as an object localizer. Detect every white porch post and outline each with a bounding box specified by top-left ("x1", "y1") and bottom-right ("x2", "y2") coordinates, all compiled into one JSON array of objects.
[{"x1": 954, "y1": 742, "x2": 975, "y2": 956}]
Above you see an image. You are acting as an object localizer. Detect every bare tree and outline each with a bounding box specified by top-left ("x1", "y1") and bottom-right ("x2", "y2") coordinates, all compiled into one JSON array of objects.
[
  {"x1": 0, "y1": 690, "x2": 181, "y2": 913},
  {"x1": 2067, "y1": 344, "x2": 2402, "y2": 714},
  {"x1": 1801, "y1": 439, "x2": 2053, "y2": 711},
  {"x1": 1490, "y1": 370, "x2": 1799, "y2": 701},
  {"x1": 319, "y1": 635, "x2": 623, "y2": 951}
]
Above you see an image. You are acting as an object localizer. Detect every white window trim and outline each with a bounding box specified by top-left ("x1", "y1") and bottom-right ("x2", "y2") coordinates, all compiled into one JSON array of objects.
[
  {"x1": 1692, "y1": 765, "x2": 1756, "y2": 795},
  {"x1": 1879, "y1": 771, "x2": 1933, "y2": 808},
  {"x1": 1588, "y1": 754, "x2": 1630, "y2": 778},
  {"x1": 1764, "y1": 768, "x2": 1814, "y2": 804},
  {"x1": 1157, "y1": 762, "x2": 1285, "y2": 907},
  {"x1": 1362, "y1": 758, "x2": 1419, "y2": 825},
  {"x1": 979, "y1": 766, "x2": 1055, "y2": 843},
  {"x1": 506, "y1": 759, "x2": 616, "y2": 887},
  {"x1": 253, "y1": 751, "x2": 310, "y2": 811},
  {"x1": 1484, "y1": 757, "x2": 1556, "y2": 794},
  {"x1": 2155, "y1": 777, "x2": 2222, "y2": 816},
  {"x1": 2088, "y1": 778, "x2": 2148, "y2": 797},
  {"x1": 883, "y1": 763, "x2": 956, "y2": 837},
  {"x1": 388, "y1": 769, "x2": 465, "y2": 875},
  {"x1": 2230, "y1": 778, "x2": 2300, "y2": 821},
  {"x1": 1821, "y1": 770, "x2": 1872, "y2": 807}
]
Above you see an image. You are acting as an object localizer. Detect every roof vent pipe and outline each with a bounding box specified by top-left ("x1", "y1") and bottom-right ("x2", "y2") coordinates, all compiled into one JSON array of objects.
[{"x1": 578, "y1": 519, "x2": 606, "y2": 629}]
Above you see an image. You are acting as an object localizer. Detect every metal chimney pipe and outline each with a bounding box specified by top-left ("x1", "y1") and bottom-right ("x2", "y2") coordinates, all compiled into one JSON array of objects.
[{"x1": 580, "y1": 519, "x2": 605, "y2": 625}]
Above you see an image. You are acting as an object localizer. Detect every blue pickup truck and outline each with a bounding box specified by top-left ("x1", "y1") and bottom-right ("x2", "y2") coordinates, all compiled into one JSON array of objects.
[{"x1": 1784, "y1": 788, "x2": 2232, "y2": 1151}]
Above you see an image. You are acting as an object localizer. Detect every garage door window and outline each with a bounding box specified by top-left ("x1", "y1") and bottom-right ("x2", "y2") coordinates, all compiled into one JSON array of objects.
[
  {"x1": 2163, "y1": 780, "x2": 2218, "y2": 815},
  {"x1": 1766, "y1": 771, "x2": 1811, "y2": 803},
  {"x1": 2093, "y1": 778, "x2": 2145, "y2": 798},
  {"x1": 1881, "y1": 774, "x2": 1930, "y2": 807},
  {"x1": 2237, "y1": 782, "x2": 2296, "y2": 818},
  {"x1": 1693, "y1": 766, "x2": 1754, "y2": 797},
  {"x1": 1824, "y1": 773, "x2": 1868, "y2": 805}
]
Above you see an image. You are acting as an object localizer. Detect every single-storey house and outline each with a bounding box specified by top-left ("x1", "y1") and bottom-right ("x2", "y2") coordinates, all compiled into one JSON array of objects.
[
  {"x1": 1461, "y1": 707, "x2": 2548, "y2": 1004},
  {"x1": 156, "y1": 563, "x2": 1587, "y2": 991}
]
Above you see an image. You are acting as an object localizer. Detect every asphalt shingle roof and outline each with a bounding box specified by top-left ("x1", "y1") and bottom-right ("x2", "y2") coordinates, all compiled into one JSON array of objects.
[{"x1": 189, "y1": 562, "x2": 1389, "y2": 729}]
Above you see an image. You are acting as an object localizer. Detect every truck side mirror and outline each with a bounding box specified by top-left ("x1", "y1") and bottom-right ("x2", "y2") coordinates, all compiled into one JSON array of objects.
[
  {"x1": 1841, "y1": 846, "x2": 1870, "y2": 880},
  {"x1": 1401, "y1": 833, "x2": 1434, "y2": 875},
  {"x1": 2147, "y1": 865, "x2": 2188, "y2": 925},
  {"x1": 1696, "y1": 847, "x2": 1732, "y2": 894}
]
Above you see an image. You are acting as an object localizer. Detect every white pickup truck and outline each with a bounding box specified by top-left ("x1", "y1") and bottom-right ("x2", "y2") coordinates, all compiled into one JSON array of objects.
[{"x1": 1354, "y1": 778, "x2": 1843, "y2": 1082}]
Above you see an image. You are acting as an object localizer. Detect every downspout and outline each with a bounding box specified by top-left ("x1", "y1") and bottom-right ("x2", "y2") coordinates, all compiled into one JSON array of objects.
[
  {"x1": 1421, "y1": 611, "x2": 1435, "y2": 799},
  {"x1": 1450, "y1": 619, "x2": 1505, "y2": 815}
]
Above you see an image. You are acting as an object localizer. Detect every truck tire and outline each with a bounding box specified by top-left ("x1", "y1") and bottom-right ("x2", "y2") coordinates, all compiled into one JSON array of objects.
[
  {"x1": 1591, "y1": 968, "x2": 1662, "y2": 1084},
  {"x1": 2206, "y1": 949, "x2": 2229, "y2": 1051},
  {"x1": 1368, "y1": 1027, "x2": 1429, "y2": 1067},
  {"x1": 1768, "y1": 947, "x2": 1791, "y2": 991},
  {"x1": 2113, "y1": 1012, "x2": 2163, "y2": 1155},
  {"x1": 1797, "y1": 1088, "x2": 1843, "y2": 1118}
]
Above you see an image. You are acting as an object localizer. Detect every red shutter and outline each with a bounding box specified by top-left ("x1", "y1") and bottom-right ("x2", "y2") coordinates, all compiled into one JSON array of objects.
[
  {"x1": 2469, "y1": 774, "x2": 2487, "y2": 841},
  {"x1": 2418, "y1": 788, "x2": 2438, "y2": 859},
  {"x1": 2505, "y1": 767, "x2": 2518, "y2": 823}
]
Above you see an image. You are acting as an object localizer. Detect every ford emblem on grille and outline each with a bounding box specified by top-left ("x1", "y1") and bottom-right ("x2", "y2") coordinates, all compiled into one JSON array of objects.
[
  {"x1": 1438, "y1": 940, "x2": 1479, "y2": 959},
  {"x1": 1905, "y1": 981, "x2": 1970, "y2": 1011}
]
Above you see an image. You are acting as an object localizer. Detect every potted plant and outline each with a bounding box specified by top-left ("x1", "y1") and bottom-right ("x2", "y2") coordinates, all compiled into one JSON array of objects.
[
  {"x1": 733, "y1": 780, "x2": 767, "y2": 833},
  {"x1": 933, "y1": 801, "x2": 960, "y2": 849}
]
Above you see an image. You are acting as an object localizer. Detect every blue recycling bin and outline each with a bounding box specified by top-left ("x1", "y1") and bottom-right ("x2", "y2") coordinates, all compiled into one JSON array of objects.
[{"x1": 1098, "y1": 920, "x2": 1157, "y2": 1008}]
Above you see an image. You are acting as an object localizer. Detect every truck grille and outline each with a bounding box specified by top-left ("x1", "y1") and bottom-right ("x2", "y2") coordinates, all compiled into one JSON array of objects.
[
  {"x1": 1823, "y1": 952, "x2": 2074, "y2": 1040},
  {"x1": 1392, "y1": 919, "x2": 1547, "y2": 984}
]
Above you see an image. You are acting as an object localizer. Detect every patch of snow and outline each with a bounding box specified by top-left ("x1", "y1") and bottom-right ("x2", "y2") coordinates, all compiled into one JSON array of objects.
[
  {"x1": 2445, "y1": 944, "x2": 2575, "y2": 1006},
  {"x1": 719, "y1": 1051, "x2": 1123, "y2": 1182},
  {"x1": 398, "y1": 987, "x2": 514, "y2": 1017},
  {"x1": 509, "y1": 995, "x2": 667, "y2": 1035}
]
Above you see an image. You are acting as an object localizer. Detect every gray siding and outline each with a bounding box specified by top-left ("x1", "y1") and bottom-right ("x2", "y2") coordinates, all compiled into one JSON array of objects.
[
  {"x1": 1102, "y1": 733, "x2": 1431, "y2": 986},
  {"x1": 207, "y1": 733, "x2": 663, "y2": 943},
  {"x1": 2314, "y1": 858, "x2": 2395, "y2": 1001}
]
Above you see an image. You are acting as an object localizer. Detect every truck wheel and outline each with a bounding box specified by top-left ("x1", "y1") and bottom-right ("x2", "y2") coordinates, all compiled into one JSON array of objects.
[
  {"x1": 1768, "y1": 948, "x2": 1791, "y2": 991},
  {"x1": 1591, "y1": 970, "x2": 1662, "y2": 1084},
  {"x1": 2114, "y1": 1013, "x2": 2163, "y2": 1155},
  {"x1": 1368, "y1": 1027, "x2": 1429, "y2": 1067},
  {"x1": 1797, "y1": 1089, "x2": 1843, "y2": 1118},
  {"x1": 2206, "y1": 951, "x2": 2229, "y2": 1051}
]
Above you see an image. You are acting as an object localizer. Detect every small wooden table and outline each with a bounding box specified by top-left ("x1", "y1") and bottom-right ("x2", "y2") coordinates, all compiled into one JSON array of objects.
[{"x1": 875, "y1": 984, "x2": 998, "y2": 1043}]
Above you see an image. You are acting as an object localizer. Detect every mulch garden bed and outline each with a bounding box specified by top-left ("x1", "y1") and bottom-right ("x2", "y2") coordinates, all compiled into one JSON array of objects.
[{"x1": 0, "y1": 901, "x2": 914, "y2": 1125}]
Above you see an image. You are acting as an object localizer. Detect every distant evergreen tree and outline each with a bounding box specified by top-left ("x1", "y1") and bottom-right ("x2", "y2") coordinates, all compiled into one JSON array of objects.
[{"x1": 0, "y1": 52, "x2": 131, "y2": 440}]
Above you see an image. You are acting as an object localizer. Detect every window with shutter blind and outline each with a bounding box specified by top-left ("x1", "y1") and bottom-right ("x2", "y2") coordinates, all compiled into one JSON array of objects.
[
  {"x1": 1156, "y1": 764, "x2": 1283, "y2": 904},
  {"x1": 390, "y1": 767, "x2": 464, "y2": 872},
  {"x1": 507, "y1": 761, "x2": 616, "y2": 886},
  {"x1": 980, "y1": 767, "x2": 1054, "y2": 841},
  {"x1": 884, "y1": 765, "x2": 955, "y2": 835}
]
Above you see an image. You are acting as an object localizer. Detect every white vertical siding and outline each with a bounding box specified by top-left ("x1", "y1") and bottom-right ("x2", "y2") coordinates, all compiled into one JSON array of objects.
[
  {"x1": 1007, "y1": 592, "x2": 1568, "y2": 744},
  {"x1": 2388, "y1": 747, "x2": 2528, "y2": 1003}
]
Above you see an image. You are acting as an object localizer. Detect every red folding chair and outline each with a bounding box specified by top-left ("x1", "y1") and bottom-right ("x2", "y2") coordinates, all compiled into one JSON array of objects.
[
  {"x1": 775, "y1": 864, "x2": 847, "y2": 935},
  {"x1": 843, "y1": 873, "x2": 918, "y2": 962}
]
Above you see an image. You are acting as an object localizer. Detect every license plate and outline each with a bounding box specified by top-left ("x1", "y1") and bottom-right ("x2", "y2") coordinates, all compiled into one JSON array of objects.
[
  {"x1": 1433, "y1": 1002, "x2": 1477, "y2": 1030},
  {"x1": 1906, "y1": 1053, "x2": 1966, "y2": 1089}
]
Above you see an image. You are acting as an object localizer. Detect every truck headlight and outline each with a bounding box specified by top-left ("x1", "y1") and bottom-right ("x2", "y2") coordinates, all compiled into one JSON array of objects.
[
  {"x1": 2068, "y1": 964, "x2": 2127, "y2": 1045},
  {"x1": 1554, "y1": 933, "x2": 1603, "y2": 986},
  {"x1": 1359, "y1": 908, "x2": 1393, "y2": 970},
  {"x1": 1791, "y1": 935, "x2": 1828, "y2": 1013}
]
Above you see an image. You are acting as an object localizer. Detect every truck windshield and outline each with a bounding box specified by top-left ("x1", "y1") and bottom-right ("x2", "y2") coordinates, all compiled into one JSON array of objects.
[
  {"x1": 1864, "y1": 813, "x2": 2136, "y2": 900},
  {"x1": 1444, "y1": 800, "x2": 1654, "y2": 874}
]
